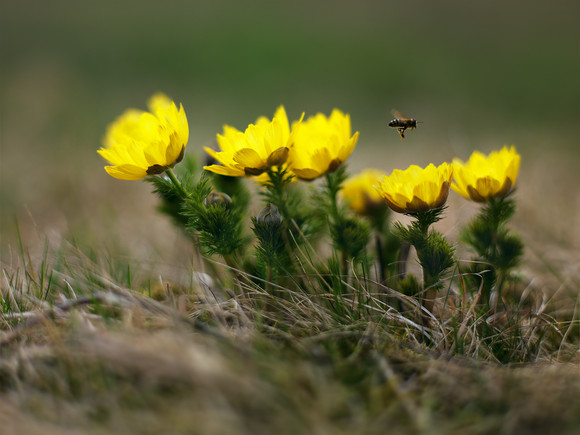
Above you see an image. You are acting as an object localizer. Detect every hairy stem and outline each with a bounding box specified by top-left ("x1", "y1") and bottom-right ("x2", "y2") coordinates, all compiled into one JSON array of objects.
[{"x1": 165, "y1": 168, "x2": 189, "y2": 199}]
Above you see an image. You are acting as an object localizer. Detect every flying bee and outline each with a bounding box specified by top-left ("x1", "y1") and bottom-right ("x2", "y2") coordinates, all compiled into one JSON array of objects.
[{"x1": 388, "y1": 110, "x2": 420, "y2": 139}]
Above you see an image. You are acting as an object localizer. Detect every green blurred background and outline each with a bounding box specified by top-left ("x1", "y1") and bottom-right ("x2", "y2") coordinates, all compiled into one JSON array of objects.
[{"x1": 2, "y1": 0, "x2": 579, "y2": 266}]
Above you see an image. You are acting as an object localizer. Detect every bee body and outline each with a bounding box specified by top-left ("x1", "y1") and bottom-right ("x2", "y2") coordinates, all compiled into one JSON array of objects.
[
  {"x1": 388, "y1": 118, "x2": 417, "y2": 129},
  {"x1": 388, "y1": 110, "x2": 419, "y2": 139}
]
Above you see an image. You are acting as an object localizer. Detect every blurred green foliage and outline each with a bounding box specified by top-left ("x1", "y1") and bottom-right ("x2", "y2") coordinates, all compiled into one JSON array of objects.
[
  {"x1": 3, "y1": 0, "x2": 579, "y2": 138},
  {"x1": 2, "y1": 0, "x2": 579, "y2": 253}
]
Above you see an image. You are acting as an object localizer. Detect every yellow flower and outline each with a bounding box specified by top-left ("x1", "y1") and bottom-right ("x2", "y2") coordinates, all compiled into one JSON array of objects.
[
  {"x1": 204, "y1": 106, "x2": 300, "y2": 177},
  {"x1": 375, "y1": 163, "x2": 453, "y2": 214},
  {"x1": 341, "y1": 169, "x2": 387, "y2": 215},
  {"x1": 451, "y1": 146, "x2": 520, "y2": 202},
  {"x1": 288, "y1": 109, "x2": 359, "y2": 180},
  {"x1": 98, "y1": 94, "x2": 189, "y2": 180}
]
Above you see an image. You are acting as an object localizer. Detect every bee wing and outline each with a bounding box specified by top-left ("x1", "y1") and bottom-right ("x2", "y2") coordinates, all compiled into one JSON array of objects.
[{"x1": 391, "y1": 109, "x2": 407, "y2": 120}]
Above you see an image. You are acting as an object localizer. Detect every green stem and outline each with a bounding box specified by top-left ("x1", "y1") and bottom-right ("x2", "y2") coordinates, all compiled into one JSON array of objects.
[
  {"x1": 375, "y1": 234, "x2": 385, "y2": 284},
  {"x1": 397, "y1": 241, "x2": 411, "y2": 279},
  {"x1": 165, "y1": 168, "x2": 189, "y2": 199},
  {"x1": 326, "y1": 173, "x2": 341, "y2": 223},
  {"x1": 264, "y1": 168, "x2": 297, "y2": 276},
  {"x1": 265, "y1": 266, "x2": 273, "y2": 296},
  {"x1": 341, "y1": 251, "x2": 349, "y2": 279},
  {"x1": 401, "y1": 209, "x2": 453, "y2": 325},
  {"x1": 478, "y1": 196, "x2": 517, "y2": 311},
  {"x1": 223, "y1": 254, "x2": 245, "y2": 297},
  {"x1": 494, "y1": 270, "x2": 506, "y2": 311},
  {"x1": 326, "y1": 172, "x2": 350, "y2": 282},
  {"x1": 265, "y1": 168, "x2": 292, "y2": 223}
]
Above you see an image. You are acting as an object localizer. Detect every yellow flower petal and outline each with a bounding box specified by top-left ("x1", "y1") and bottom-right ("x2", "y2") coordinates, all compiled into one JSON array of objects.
[
  {"x1": 267, "y1": 147, "x2": 289, "y2": 167},
  {"x1": 233, "y1": 148, "x2": 268, "y2": 175},
  {"x1": 292, "y1": 168, "x2": 321, "y2": 181},
  {"x1": 105, "y1": 164, "x2": 148, "y2": 180},
  {"x1": 311, "y1": 148, "x2": 333, "y2": 174},
  {"x1": 203, "y1": 164, "x2": 246, "y2": 177},
  {"x1": 147, "y1": 93, "x2": 172, "y2": 113}
]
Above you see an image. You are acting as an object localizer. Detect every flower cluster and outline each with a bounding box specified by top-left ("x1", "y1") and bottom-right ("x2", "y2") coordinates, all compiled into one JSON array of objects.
[
  {"x1": 342, "y1": 147, "x2": 522, "y2": 316},
  {"x1": 203, "y1": 106, "x2": 359, "y2": 181},
  {"x1": 98, "y1": 95, "x2": 523, "y2": 324},
  {"x1": 359, "y1": 146, "x2": 521, "y2": 216},
  {"x1": 96, "y1": 95, "x2": 536, "y2": 362}
]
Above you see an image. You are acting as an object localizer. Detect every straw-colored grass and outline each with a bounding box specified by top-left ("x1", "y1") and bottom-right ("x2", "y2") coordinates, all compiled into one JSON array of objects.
[{"x1": 1, "y1": 229, "x2": 578, "y2": 434}]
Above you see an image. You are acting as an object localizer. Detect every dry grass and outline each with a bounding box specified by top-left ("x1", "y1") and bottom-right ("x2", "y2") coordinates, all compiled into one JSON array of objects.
[{"x1": 1, "y1": 230, "x2": 579, "y2": 434}]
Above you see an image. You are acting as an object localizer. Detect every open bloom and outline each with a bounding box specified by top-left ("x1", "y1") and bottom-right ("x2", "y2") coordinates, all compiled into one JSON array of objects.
[
  {"x1": 98, "y1": 94, "x2": 189, "y2": 180},
  {"x1": 451, "y1": 146, "x2": 520, "y2": 202},
  {"x1": 341, "y1": 169, "x2": 387, "y2": 215},
  {"x1": 375, "y1": 163, "x2": 453, "y2": 214},
  {"x1": 204, "y1": 106, "x2": 299, "y2": 177},
  {"x1": 288, "y1": 109, "x2": 359, "y2": 180}
]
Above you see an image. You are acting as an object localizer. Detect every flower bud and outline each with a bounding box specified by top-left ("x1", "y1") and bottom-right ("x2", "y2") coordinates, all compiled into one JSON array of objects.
[
  {"x1": 203, "y1": 191, "x2": 232, "y2": 207},
  {"x1": 256, "y1": 204, "x2": 282, "y2": 226}
]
